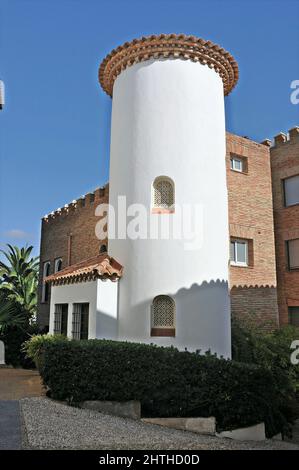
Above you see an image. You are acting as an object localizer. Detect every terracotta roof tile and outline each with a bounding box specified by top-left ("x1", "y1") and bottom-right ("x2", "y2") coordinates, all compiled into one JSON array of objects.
[
  {"x1": 45, "y1": 254, "x2": 123, "y2": 286},
  {"x1": 99, "y1": 34, "x2": 239, "y2": 97}
]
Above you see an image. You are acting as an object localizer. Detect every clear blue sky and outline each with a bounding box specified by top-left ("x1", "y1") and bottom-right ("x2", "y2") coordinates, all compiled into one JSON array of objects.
[{"x1": 0, "y1": 0, "x2": 298, "y2": 257}]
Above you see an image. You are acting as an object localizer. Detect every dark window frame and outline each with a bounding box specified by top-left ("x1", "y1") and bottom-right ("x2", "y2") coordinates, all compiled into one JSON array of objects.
[
  {"x1": 286, "y1": 239, "x2": 299, "y2": 271},
  {"x1": 282, "y1": 174, "x2": 299, "y2": 208},
  {"x1": 288, "y1": 306, "x2": 299, "y2": 327},
  {"x1": 72, "y1": 303, "x2": 89, "y2": 340},
  {"x1": 53, "y1": 303, "x2": 68, "y2": 336},
  {"x1": 42, "y1": 261, "x2": 51, "y2": 303}
]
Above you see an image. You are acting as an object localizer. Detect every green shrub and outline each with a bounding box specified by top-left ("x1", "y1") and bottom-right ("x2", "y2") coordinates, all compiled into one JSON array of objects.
[
  {"x1": 26, "y1": 334, "x2": 297, "y2": 437},
  {"x1": 23, "y1": 333, "x2": 67, "y2": 370},
  {"x1": 0, "y1": 324, "x2": 39, "y2": 368},
  {"x1": 232, "y1": 319, "x2": 299, "y2": 425},
  {"x1": 232, "y1": 320, "x2": 299, "y2": 392}
]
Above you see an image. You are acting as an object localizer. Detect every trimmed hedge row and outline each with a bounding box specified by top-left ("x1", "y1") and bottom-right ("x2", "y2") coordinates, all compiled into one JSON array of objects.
[{"x1": 26, "y1": 336, "x2": 297, "y2": 437}]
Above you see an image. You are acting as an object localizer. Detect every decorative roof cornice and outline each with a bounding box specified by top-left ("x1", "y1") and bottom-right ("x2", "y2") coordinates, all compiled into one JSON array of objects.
[
  {"x1": 45, "y1": 254, "x2": 123, "y2": 286},
  {"x1": 99, "y1": 34, "x2": 239, "y2": 97}
]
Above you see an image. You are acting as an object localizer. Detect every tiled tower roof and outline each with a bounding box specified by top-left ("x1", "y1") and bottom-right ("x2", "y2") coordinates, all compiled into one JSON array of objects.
[{"x1": 99, "y1": 34, "x2": 239, "y2": 97}]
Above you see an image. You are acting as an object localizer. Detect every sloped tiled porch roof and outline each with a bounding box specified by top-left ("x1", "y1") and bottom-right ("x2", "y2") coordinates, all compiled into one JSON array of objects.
[{"x1": 45, "y1": 254, "x2": 123, "y2": 286}]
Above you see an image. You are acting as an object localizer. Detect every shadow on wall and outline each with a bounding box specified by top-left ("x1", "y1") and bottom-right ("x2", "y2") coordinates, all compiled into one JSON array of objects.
[
  {"x1": 230, "y1": 285, "x2": 279, "y2": 331},
  {"x1": 96, "y1": 307, "x2": 118, "y2": 340},
  {"x1": 118, "y1": 279, "x2": 231, "y2": 358}
]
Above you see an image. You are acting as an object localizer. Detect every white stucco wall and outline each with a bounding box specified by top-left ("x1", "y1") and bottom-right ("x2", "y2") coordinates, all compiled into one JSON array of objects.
[
  {"x1": 96, "y1": 279, "x2": 119, "y2": 340},
  {"x1": 49, "y1": 279, "x2": 119, "y2": 340},
  {"x1": 49, "y1": 281, "x2": 97, "y2": 338},
  {"x1": 108, "y1": 58, "x2": 231, "y2": 357}
]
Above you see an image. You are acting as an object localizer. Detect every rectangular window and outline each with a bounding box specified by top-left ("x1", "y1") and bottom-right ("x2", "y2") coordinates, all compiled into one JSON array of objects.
[
  {"x1": 230, "y1": 155, "x2": 247, "y2": 173},
  {"x1": 54, "y1": 304, "x2": 68, "y2": 335},
  {"x1": 230, "y1": 239, "x2": 248, "y2": 266},
  {"x1": 72, "y1": 303, "x2": 89, "y2": 340},
  {"x1": 284, "y1": 175, "x2": 299, "y2": 207},
  {"x1": 289, "y1": 307, "x2": 299, "y2": 327},
  {"x1": 287, "y1": 238, "x2": 299, "y2": 270}
]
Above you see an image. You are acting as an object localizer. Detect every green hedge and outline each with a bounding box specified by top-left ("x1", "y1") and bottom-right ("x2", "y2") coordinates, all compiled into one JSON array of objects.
[
  {"x1": 232, "y1": 321, "x2": 299, "y2": 390},
  {"x1": 25, "y1": 335, "x2": 297, "y2": 437},
  {"x1": 232, "y1": 320, "x2": 299, "y2": 424},
  {"x1": 0, "y1": 325, "x2": 38, "y2": 368}
]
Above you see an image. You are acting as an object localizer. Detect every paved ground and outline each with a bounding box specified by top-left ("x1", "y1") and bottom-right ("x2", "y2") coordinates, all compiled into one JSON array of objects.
[
  {"x1": 0, "y1": 368, "x2": 44, "y2": 400},
  {"x1": 20, "y1": 397, "x2": 299, "y2": 450},
  {"x1": 0, "y1": 400, "x2": 22, "y2": 450},
  {"x1": 0, "y1": 368, "x2": 44, "y2": 449}
]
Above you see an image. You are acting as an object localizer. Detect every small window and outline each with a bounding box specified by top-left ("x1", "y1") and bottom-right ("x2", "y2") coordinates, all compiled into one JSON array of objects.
[
  {"x1": 42, "y1": 261, "x2": 51, "y2": 302},
  {"x1": 230, "y1": 155, "x2": 247, "y2": 173},
  {"x1": 287, "y1": 239, "x2": 299, "y2": 270},
  {"x1": 289, "y1": 307, "x2": 299, "y2": 327},
  {"x1": 99, "y1": 244, "x2": 107, "y2": 254},
  {"x1": 230, "y1": 239, "x2": 248, "y2": 266},
  {"x1": 152, "y1": 176, "x2": 174, "y2": 212},
  {"x1": 54, "y1": 304, "x2": 68, "y2": 336},
  {"x1": 54, "y1": 258, "x2": 62, "y2": 273},
  {"x1": 72, "y1": 303, "x2": 89, "y2": 340},
  {"x1": 151, "y1": 295, "x2": 175, "y2": 337},
  {"x1": 283, "y1": 175, "x2": 299, "y2": 207}
]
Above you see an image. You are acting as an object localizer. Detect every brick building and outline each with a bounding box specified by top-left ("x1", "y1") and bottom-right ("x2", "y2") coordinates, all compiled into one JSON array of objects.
[
  {"x1": 227, "y1": 133, "x2": 279, "y2": 329},
  {"x1": 37, "y1": 129, "x2": 299, "y2": 331},
  {"x1": 38, "y1": 184, "x2": 108, "y2": 329},
  {"x1": 270, "y1": 127, "x2": 299, "y2": 326},
  {"x1": 36, "y1": 35, "x2": 299, "y2": 352}
]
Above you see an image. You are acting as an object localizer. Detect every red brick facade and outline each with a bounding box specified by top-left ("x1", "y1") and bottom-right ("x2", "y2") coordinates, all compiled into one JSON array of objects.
[
  {"x1": 37, "y1": 185, "x2": 108, "y2": 328},
  {"x1": 226, "y1": 133, "x2": 279, "y2": 329},
  {"x1": 270, "y1": 128, "x2": 299, "y2": 325},
  {"x1": 37, "y1": 130, "x2": 299, "y2": 330}
]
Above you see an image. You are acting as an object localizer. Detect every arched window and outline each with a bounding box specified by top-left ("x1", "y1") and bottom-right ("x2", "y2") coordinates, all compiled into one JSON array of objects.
[
  {"x1": 151, "y1": 295, "x2": 175, "y2": 337},
  {"x1": 54, "y1": 258, "x2": 62, "y2": 273},
  {"x1": 152, "y1": 176, "x2": 175, "y2": 213},
  {"x1": 99, "y1": 244, "x2": 107, "y2": 254},
  {"x1": 42, "y1": 261, "x2": 51, "y2": 303}
]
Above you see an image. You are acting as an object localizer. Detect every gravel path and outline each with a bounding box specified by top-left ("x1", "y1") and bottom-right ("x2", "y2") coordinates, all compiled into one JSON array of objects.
[{"x1": 20, "y1": 397, "x2": 299, "y2": 450}]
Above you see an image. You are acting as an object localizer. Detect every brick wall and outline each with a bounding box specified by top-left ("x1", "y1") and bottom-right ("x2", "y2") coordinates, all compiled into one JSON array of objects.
[
  {"x1": 270, "y1": 127, "x2": 299, "y2": 325},
  {"x1": 37, "y1": 184, "x2": 108, "y2": 329},
  {"x1": 226, "y1": 133, "x2": 279, "y2": 329}
]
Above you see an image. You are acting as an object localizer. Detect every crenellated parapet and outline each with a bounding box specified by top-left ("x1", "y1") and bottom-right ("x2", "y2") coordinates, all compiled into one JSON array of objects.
[
  {"x1": 261, "y1": 126, "x2": 299, "y2": 148},
  {"x1": 42, "y1": 183, "x2": 109, "y2": 223}
]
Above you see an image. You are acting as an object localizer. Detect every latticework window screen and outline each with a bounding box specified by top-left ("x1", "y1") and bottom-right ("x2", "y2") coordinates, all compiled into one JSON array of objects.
[
  {"x1": 152, "y1": 295, "x2": 175, "y2": 328},
  {"x1": 53, "y1": 304, "x2": 62, "y2": 335},
  {"x1": 153, "y1": 178, "x2": 174, "y2": 208}
]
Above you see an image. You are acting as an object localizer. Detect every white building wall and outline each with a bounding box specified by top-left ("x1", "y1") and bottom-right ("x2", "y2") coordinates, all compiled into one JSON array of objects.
[
  {"x1": 108, "y1": 58, "x2": 231, "y2": 357},
  {"x1": 49, "y1": 279, "x2": 119, "y2": 340},
  {"x1": 49, "y1": 281, "x2": 97, "y2": 338},
  {"x1": 96, "y1": 279, "x2": 119, "y2": 340}
]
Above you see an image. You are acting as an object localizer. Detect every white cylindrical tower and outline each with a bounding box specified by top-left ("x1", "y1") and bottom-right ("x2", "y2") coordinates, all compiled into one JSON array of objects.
[{"x1": 99, "y1": 34, "x2": 238, "y2": 357}]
